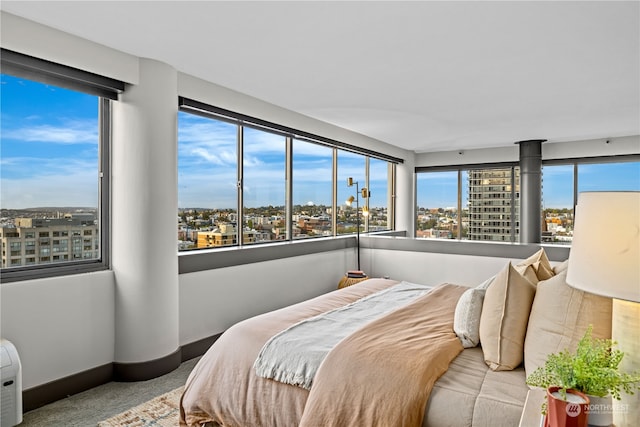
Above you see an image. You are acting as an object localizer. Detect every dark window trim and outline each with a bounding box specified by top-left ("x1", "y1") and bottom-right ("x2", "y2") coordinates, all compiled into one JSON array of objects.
[
  {"x1": 0, "y1": 56, "x2": 114, "y2": 284},
  {"x1": 179, "y1": 96, "x2": 404, "y2": 164},
  {"x1": 415, "y1": 163, "x2": 520, "y2": 242},
  {"x1": 177, "y1": 101, "x2": 395, "y2": 253},
  {"x1": 1, "y1": 48, "x2": 124, "y2": 100},
  {"x1": 415, "y1": 161, "x2": 519, "y2": 173},
  {"x1": 542, "y1": 153, "x2": 640, "y2": 166}
]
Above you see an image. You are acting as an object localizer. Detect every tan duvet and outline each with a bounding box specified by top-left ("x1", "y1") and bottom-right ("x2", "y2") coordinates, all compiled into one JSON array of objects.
[{"x1": 180, "y1": 279, "x2": 466, "y2": 427}]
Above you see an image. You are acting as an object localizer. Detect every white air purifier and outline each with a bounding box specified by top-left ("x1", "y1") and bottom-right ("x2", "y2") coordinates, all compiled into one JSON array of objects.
[{"x1": 1, "y1": 339, "x2": 23, "y2": 426}]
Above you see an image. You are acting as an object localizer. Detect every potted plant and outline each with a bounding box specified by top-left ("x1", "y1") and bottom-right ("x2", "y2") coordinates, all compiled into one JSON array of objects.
[{"x1": 526, "y1": 325, "x2": 640, "y2": 427}]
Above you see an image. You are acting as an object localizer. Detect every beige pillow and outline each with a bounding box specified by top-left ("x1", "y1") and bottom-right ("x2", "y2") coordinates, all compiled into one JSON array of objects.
[
  {"x1": 479, "y1": 262, "x2": 536, "y2": 371},
  {"x1": 552, "y1": 259, "x2": 569, "y2": 275},
  {"x1": 517, "y1": 248, "x2": 555, "y2": 281},
  {"x1": 514, "y1": 264, "x2": 540, "y2": 285},
  {"x1": 523, "y1": 270, "x2": 612, "y2": 380}
]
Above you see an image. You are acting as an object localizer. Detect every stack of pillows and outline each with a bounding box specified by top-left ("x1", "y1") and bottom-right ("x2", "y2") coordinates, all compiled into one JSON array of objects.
[{"x1": 453, "y1": 248, "x2": 612, "y2": 378}]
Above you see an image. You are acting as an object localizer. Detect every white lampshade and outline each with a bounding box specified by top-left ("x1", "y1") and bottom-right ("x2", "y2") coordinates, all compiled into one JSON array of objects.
[{"x1": 566, "y1": 191, "x2": 640, "y2": 302}]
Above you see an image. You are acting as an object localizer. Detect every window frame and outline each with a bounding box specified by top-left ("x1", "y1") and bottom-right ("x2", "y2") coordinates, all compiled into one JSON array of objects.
[
  {"x1": 0, "y1": 50, "x2": 122, "y2": 283},
  {"x1": 177, "y1": 97, "x2": 399, "y2": 253},
  {"x1": 541, "y1": 154, "x2": 640, "y2": 243},
  {"x1": 415, "y1": 162, "x2": 519, "y2": 242},
  {"x1": 416, "y1": 154, "x2": 639, "y2": 245}
]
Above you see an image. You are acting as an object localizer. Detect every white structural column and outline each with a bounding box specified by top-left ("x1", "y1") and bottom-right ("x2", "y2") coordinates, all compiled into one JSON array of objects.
[
  {"x1": 111, "y1": 59, "x2": 179, "y2": 368},
  {"x1": 395, "y1": 156, "x2": 415, "y2": 234}
]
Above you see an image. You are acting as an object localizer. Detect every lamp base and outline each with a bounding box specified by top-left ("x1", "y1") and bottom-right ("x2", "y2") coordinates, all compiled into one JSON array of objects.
[{"x1": 612, "y1": 299, "x2": 640, "y2": 427}]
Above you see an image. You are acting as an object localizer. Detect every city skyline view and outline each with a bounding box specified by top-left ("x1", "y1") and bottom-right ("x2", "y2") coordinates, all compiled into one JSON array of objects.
[{"x1": 2, "y1": 73, "x2": 639, "y2": 212}]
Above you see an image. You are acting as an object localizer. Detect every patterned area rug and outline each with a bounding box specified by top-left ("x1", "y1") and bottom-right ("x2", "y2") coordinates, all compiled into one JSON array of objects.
[{"x1": 97, "y1": 386, "x2": 183, "y2": 427}]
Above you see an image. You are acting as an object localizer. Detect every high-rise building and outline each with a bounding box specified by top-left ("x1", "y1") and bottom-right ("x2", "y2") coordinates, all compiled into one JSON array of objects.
[
  {"x1": 467, "y1": 168, "x2": 520, "y2": 242},
  {"x1": 1, "y1": 217, "x2": 99, "y2": 268}
]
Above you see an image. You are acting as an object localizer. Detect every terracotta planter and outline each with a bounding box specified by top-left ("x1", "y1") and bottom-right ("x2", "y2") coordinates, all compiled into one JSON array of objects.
[{"x1": 546, "y1": 386, "x2": 590, "y2": 427}]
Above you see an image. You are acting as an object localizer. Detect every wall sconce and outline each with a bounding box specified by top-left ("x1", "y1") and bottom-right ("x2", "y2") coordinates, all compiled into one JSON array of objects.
[{"x1": 346, "y1": 177, "x2": 370, "y2": 272}]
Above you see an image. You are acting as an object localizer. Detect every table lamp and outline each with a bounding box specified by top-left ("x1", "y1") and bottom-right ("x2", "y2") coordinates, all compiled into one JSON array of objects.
[{"x1": 566, "y1": 191, "x2": 639, "y2": 426}]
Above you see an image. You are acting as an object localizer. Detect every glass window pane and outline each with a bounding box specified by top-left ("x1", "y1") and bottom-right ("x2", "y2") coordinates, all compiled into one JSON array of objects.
[
  {"x1": 368, "y1": 158, "x2": 390, "y2": 231},
  {"x1": 578, "y1": 162, "x2": 640, "y2": 192},
  {"x1": 243, "y1": 127, "x2": 286, "y2": 244},
  {"x1": 337, "y1": 151, "x2": 366, "y2": 235},
  {"x1": 542, "y1": 164, "x2": 574, "y2": 245},
  {"x1": 178, "y1": 112, "x2": 238, "y2": 250},
  {"x1": 292, "y1": 140, "x2": 333, "y2": 239},
  {"x1": 467, "y1": 167, "x2": 519, "y2": 242},
  {"x1": 0, "y1": 74, "x2": 100, "y2": 268},
  {"x1": 416, "y1": 171, "x2": 458, "y2": 239},
  {"x1": 460, "y1": 170, "x2": 469, "y2": 240}
]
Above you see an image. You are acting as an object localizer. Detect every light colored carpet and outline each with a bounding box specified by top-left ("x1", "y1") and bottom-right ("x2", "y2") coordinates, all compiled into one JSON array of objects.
[
  {"x1": 97, "y1": 386, "x2": 183, "y2": 427},
  {"x1": 20, "y1": 357, "x2": 199, "y2": 427}
]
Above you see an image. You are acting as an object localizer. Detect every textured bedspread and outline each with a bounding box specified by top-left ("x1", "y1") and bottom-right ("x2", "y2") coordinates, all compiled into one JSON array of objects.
[
  {"x1": 179, "y1": 279, "x2": 465, "y2": 427},
  {"x1": 254, "y1": 281, "x2": 434, "y2": 389},
  {"x1": 299, "y1": 283, "x2": 466, "y2": 427}
]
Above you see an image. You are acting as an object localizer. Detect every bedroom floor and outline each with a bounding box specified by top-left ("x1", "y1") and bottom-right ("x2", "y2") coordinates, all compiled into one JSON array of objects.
[{"x1": 19, "y1": 357, "x2": 200, "y2": 427}]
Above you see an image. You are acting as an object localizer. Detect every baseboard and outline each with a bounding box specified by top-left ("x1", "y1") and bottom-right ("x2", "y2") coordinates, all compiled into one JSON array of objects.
[
  {"x1": 23, "y1": 363, "x2": 113, "y2": 412},
  {"x1": 113, "y1": 347, "x2": 182, "y2": 382},
  {"x1": 181, "y1": 333, "x2": 222, "y2": 362},
  {"x1": 23, "y1": 332, "x2": 223, "y2": 412}
]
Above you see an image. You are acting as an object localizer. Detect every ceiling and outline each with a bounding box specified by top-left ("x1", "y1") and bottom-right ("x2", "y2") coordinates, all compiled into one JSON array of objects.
[{"x1": 2, "y1": 1, "x2": 639, "y2": 153}]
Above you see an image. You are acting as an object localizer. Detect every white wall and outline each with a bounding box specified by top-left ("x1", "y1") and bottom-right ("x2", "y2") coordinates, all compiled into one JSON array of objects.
[
  {"x1": 179, "y1": 250, "x2": 354, "y2": 346},
  {"x1": 0, "y1": 12, "x2": 138, "y2": 84},
  {"x1": 0, "y1": 271, "x2": 115, "y2": 389},
  {"x1": 361, "y1": 247, "x2": 567, "y2": 288},
  {"x1": 362, "y1": 248, "x2": 513, "y2": 288}
]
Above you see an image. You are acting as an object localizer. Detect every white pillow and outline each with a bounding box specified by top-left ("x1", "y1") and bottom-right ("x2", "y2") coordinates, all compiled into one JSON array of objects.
[
  {"x1": 453, "y1": 275, "x2": 495, "y2": 348},
  {"x1": 454, "y1": 287, "x2": 487, "y2": 348}
]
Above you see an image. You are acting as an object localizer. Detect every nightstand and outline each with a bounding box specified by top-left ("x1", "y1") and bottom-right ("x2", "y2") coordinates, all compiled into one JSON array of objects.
[
  {"x1": 519, "y1": 389, "x2": 546, "y2": 427},
  {"x1": 337, "y1": 275, "x2": 369, "y2": 289}
]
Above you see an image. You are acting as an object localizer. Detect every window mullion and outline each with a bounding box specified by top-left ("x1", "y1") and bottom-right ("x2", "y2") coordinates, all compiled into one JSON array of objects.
[
  {"x1": 457, "y1": 170, "x2": 462, "y2": 240},
  {"x1": 332, "y1": 148, "x2": 338, "y2": 237},
  {"x1": 99, "y1": 98, "x2": 111, "y2": 266},
  {"x1": 237, "y1": 125, "x2": 244, "y2": 247},
  {"x1": 285, "y1": 137, "x2": 293, "y2": 241}
]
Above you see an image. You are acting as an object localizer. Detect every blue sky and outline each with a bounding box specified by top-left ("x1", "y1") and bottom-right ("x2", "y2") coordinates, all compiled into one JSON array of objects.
[
  {"x1": 2, "y1": 73, "x2": 638, "y2": 211},
  {"x1": 416, "y1": 162, "x2": 640, "y2": 210},
  {"x1": 177, "y1": 111, "x2": 390, "y2": 209},
  {"x1": 1, "y1": 74, "x2": 99, "y2": 209}
]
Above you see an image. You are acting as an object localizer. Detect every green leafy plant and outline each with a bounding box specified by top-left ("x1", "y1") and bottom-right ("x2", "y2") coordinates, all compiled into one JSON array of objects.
[{"x1": 526, "y1": 325, "x2": 640, "y2": 411}]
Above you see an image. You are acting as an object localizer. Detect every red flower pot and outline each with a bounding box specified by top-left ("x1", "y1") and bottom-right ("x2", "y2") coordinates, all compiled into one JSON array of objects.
[{"x1": 545, "y1": 386, "x2": 590, "y2": 427}]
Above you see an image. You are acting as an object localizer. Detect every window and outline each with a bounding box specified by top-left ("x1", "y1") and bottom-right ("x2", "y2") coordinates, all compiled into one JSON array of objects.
[
  {"x1": 0, "y1": 49, "x2": 122, "y2": 282},
  {"x1": 416, "y1": 171, "x2": 459, "y2": 240},
  {"x1": 243, "y1": 127, "x2": 287, "y2": 244},
  {"x1": 541, "y1": 164, "x2": 574, "y2": 244},
  {"x1": 416, "y1": 166, "x2": 519, "y2": 242},
  {"x1": 337, "y1": 151, "x2": 366, "y2": 235},
  {"x1": 177, "y1": 98, "x2": 399, "y2": 252},
  {"x1": 292, "y1": 139, "x2": 333, "y2": 239},
  {"x1": 178, "y1": 112, "x2": 238, "y2": 250},
  {"x1": 368, "y1": 158, "x2": 392, "y2": 231},
  {"x1": 542, "y1": 158, "x2": 640, "y2": 244}
]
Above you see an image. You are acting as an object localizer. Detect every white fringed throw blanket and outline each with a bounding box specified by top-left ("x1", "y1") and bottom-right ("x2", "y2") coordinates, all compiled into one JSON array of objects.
[{"x1": 253, "y1": 281, "x2": 433, "y2": 389}]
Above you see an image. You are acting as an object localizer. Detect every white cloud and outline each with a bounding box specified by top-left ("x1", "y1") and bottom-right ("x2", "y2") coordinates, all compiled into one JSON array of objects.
[{"x1": 3, "y1": 122, "x2": 98, "y2": 145}]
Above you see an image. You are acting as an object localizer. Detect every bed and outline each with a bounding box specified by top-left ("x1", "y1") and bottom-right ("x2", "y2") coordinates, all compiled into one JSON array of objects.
[
  {"x1": 179, "y1": 278, "x2": 471, "y2": 427},
  {"x1": 179, "y1": 249, "x2": 614, "y2": 427}
]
